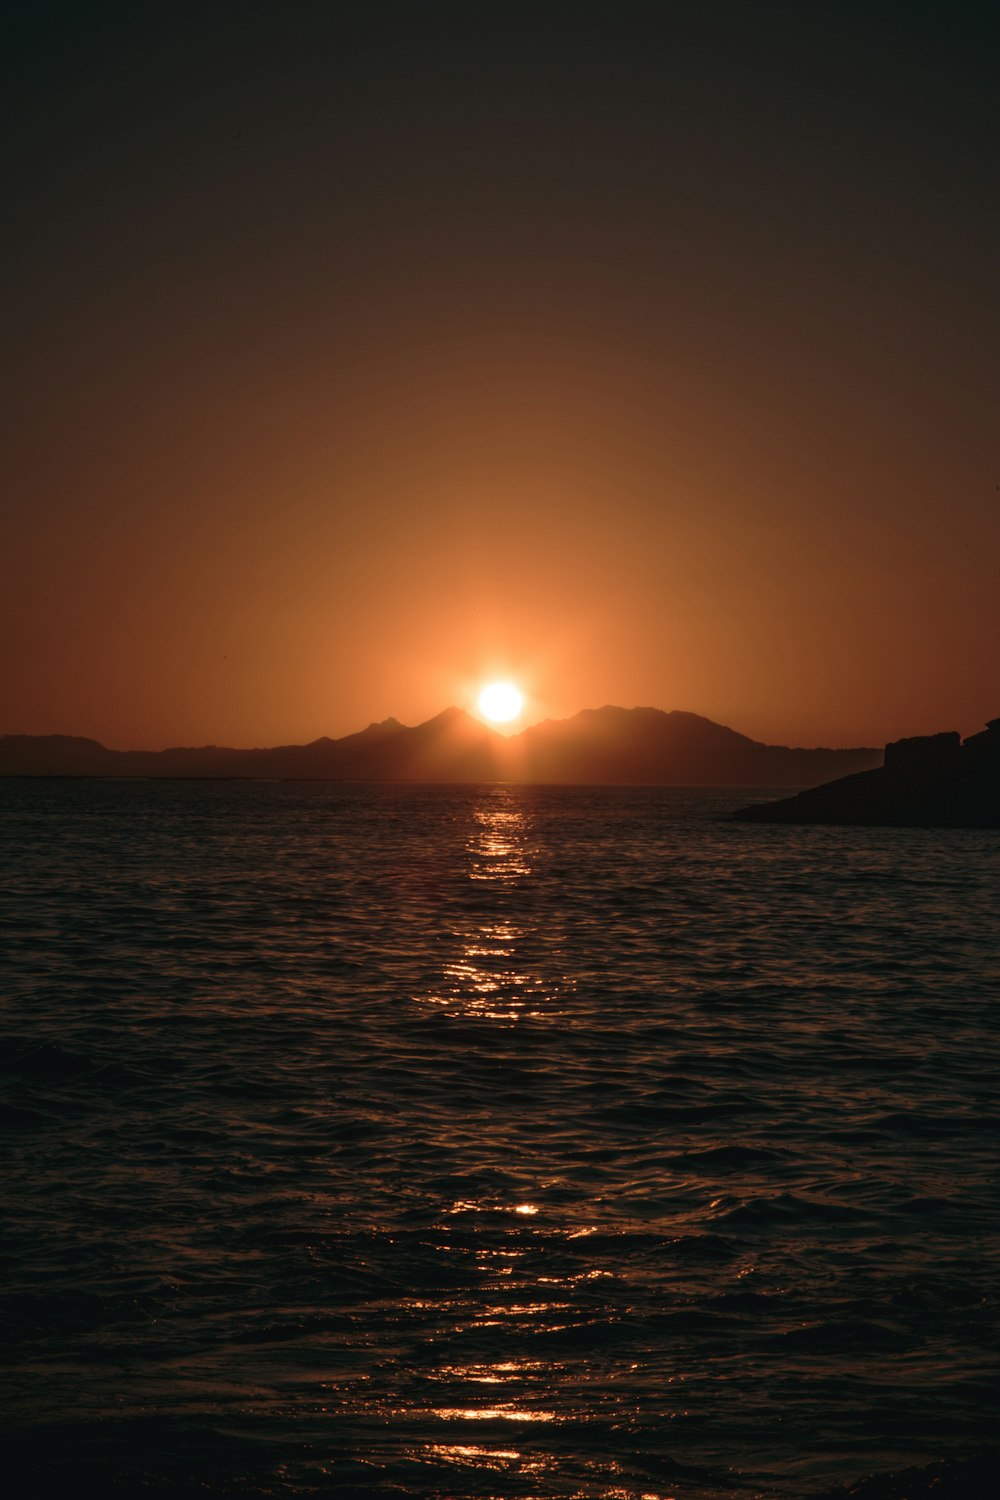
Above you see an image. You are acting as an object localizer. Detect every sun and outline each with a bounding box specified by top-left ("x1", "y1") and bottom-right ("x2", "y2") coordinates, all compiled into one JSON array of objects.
[{"x1": 478, "y1": 681, "x2": 524, "y2": 723}]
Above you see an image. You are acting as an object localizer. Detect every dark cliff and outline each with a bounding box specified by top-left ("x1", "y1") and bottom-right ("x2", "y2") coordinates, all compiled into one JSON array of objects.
[{"x1": 733, "y1": 717, "x2": 1000, "y2": 828}]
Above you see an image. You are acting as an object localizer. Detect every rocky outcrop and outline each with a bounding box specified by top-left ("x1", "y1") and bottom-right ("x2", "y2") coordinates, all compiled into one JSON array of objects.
[
  {"x1": 733, "y1": 718, "x2": 1000, "y2": 827},
  {"x1": 883, "y1": 730, "x2": 961, "y2": 774}
]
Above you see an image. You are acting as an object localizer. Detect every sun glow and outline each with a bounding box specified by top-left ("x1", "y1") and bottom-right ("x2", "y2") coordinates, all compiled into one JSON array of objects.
[{"x1": 478, "y1": 681, "x2": 524, "y2": 723}]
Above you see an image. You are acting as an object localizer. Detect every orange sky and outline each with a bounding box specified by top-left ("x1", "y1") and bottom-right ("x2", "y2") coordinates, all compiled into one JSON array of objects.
[{"x1": 3, "y1": 5, "x2": 998, "y2": 751}]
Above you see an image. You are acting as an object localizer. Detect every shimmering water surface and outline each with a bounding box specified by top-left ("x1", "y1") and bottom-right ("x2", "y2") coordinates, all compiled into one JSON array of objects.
[{"x1": 1, "y1": 780, "x2": 998, "y2": 1498}]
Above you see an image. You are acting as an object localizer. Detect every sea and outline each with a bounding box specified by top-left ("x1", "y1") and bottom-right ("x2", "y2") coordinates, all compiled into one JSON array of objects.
[{"x1": 1, "y1": 779, "x2": 998, "y2": 1499}]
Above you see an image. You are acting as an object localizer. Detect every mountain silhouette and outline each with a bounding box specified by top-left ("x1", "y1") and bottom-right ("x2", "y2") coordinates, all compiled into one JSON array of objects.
[
  {"x1": 506, "y1": 706, "x2": 875, "y2": 785},
  {"x1": 0, "y1": 707, "x2": 879, "y2": 786}
]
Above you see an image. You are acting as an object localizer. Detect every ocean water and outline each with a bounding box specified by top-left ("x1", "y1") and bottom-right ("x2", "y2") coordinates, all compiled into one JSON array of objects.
[{"x1": 1, "y1": 779, "x2": 998, "y2": 1499}]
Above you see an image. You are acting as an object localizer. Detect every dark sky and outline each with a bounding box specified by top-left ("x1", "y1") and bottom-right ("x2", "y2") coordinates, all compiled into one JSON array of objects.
[{"x1": 4, "y1": 1, "x2": 998, "y2": 748}]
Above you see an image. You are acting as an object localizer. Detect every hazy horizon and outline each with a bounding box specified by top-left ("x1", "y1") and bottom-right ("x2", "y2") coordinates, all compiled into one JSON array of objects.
[
  {"x1": 4, "y1": 669, "x2": 995, "y2": 762},
  {"x1": 4, "y1": 6, "x2": 997, "y2": 754},
  {"x1": 0, "y1": 696, "x2": 936, "y2": 755}
]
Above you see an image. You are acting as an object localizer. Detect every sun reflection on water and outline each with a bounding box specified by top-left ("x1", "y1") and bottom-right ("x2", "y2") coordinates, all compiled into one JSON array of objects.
[
  {"x1": 427, "y1": 1442, "x2": 522, "y2": 1461},
  {"x1": 466, "y1": 801, "x2": 534, "y2": 884},
  {"x1": 417, "y1": 789, "x2": 569, "y2": 1020},
  {"x1": 431, "y1": 1405, "x2": 558, "y2": 1422},
  {"x1": 403, "y1": 793, "x2": 589, "y2": 1482}
]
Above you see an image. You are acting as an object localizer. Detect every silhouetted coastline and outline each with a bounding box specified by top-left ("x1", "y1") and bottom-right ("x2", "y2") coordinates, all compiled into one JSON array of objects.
[
  {"x1": 0, "y1": 706, "x2": 880, "y2": 788},
  {"x1": 733, "y1": 717, "x2": 1000, "y2": 827}
]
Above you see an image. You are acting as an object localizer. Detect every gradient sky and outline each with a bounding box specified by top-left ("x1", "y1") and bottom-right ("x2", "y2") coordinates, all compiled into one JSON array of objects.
[{"x1": 4, "y1": 2, "x2": 998, "y2": 750}]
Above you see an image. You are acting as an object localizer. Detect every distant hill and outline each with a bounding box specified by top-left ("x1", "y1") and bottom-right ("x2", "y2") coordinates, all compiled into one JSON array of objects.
[
  {"x1": 507, "y1": 706, "x2": 879, "y2": 786},
  {"x1": 0, "y1": 707, "x2": 881, "y2": 787},
  {"x1": 733, "y1": 717, "x2": 1000, "y2": 827}
]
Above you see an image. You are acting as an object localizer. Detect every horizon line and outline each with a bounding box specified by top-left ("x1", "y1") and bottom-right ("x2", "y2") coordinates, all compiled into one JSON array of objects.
[{"x1": 1, "y1": 698, "x2": 971, "y2": 756}]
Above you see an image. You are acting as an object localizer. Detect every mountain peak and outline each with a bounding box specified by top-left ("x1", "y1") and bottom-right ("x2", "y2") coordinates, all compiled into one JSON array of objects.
[
  {"x1": 418, "y1": 705, "x2": 491, "y2": 732},
  {"x1": 362, "y1": 716, "x2": 404, "y2": 735},
  {"x1": 0, "y1": 708, "x2": 883, "y2": 786}
]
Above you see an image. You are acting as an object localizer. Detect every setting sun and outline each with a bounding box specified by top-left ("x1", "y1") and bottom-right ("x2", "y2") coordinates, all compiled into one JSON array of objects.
[{"x1": 478, "y1": 681, "x2": 524, "y2": 723}]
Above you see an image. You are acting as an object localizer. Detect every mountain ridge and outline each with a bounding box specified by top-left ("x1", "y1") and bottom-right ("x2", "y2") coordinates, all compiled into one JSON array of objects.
[{"x1": 0, "y1": 707, "x2": 881, "y2": 787}]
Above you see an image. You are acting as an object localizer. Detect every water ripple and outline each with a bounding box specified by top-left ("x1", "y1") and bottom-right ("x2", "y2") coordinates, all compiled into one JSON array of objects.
[{"x1": 1, "y1": 779, "x2": 998, "y2": 1497}]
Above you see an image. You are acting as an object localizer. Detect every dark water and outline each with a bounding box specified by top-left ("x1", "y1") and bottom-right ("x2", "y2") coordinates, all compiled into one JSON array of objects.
[{"x1": 1, "y1": 779, "x2": 998, "y2": 1498}]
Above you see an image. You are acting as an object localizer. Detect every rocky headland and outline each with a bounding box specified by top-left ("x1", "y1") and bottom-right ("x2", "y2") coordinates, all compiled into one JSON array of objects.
[{"x1": 733, "y1": 717, "x2": 1000, "y2": 828}]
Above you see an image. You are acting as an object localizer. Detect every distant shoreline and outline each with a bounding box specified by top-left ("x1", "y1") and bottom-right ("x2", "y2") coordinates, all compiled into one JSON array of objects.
[{"x1": 0, "y1": 707, "x2": 882, "y2": 788}]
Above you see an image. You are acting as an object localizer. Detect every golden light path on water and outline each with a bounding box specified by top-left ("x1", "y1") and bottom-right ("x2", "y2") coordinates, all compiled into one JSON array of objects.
[
  {"x1": 418, "y1": 791, "x2": 564, "y2": 1022},
  {"x1": 403, "y1": 791, "x2": 638, "y2": 1494},
  {"x1": 5, "y1": 782, "x2": 994, "y2": 1495}
]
